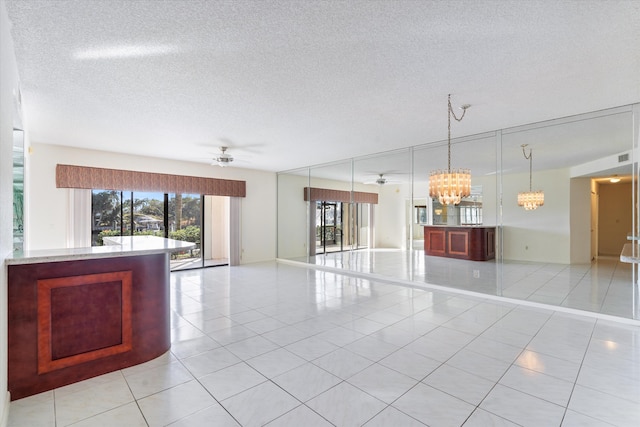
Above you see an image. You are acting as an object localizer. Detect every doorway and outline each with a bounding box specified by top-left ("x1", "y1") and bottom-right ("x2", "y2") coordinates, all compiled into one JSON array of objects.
[{"x1": 597, "y1": 181, "x2": 633, "y2": 257}]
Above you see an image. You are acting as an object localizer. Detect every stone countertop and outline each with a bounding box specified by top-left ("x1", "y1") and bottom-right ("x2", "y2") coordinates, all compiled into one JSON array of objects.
[
  {"x1": 620, "y1": 243, "x2": 640, "y2": 264},
  {"x1": 6, "y1": 236, "x2": 195, "y2": 265}
]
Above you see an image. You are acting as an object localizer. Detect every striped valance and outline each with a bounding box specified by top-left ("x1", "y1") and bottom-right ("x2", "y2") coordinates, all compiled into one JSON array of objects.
[
  {"x1": 56, "y1": 164, "x2": 246, "y2": 197},
  {"x1": 303, "y1": 187, "x2": 378, "y2": 204}
]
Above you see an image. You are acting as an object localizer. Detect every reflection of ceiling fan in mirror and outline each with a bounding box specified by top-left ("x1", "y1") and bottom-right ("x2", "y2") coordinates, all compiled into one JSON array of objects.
[{"x1": 363, "y1": 173, "x2": 403, "y2": 185}]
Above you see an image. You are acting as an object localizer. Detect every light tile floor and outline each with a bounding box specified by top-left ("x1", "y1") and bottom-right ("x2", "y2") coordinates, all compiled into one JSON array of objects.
[
  {"x1": 8, "y1": 261, "x2": 640, "y2": 426},
  {"x1": 291, "y1": 249, "x2": 639, "y2": 320}
]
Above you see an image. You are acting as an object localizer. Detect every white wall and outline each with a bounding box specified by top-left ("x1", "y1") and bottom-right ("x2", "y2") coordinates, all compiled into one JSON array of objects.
[
  {"x1": 375, "y1": 183, "x2": 409, "y2": 248},
  {"x1": 570, "y1": 177, "x2": 592, "y2": 263},
  {"x1": 26, "y1": 143, "x2": 276, "y2": 264},
  {"x1": 276, "y1": 173, "x2": 309, "y2": 259},
  {"x1": 472, "y1": 175, "x2": 498, "y2": 227},
  {"x1": 1, "y1": 0, "x2": 19, "y2": 420},
  {"x1": 502, "y1": 167, "x2": 571, "y2": 263}
]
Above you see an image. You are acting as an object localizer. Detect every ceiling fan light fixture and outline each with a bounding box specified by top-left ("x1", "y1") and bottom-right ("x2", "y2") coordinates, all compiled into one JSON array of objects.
[
  {"x1": 376, "y1": 174, "x2": 387, "y2": 185},
  {"x1": 214, "y1": 146, "x2": 233, "y2": 167}
]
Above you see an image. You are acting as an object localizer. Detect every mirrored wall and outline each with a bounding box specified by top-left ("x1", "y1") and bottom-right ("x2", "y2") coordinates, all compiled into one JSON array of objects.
[{"x1": 277, "y1": 104, "x2": 640, "y2": 319}]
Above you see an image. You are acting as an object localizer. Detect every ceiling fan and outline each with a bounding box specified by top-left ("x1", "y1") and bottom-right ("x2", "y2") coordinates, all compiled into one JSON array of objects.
[
  {"x1": 364, "y1": 173, "x2": 401, "y2": 185},
  {"x1": 213, "y1": 146, "x2": 233, "y2": 167}
]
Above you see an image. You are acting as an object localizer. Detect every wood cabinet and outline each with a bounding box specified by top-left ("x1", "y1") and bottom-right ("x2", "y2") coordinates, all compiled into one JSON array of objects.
[
  {"x1": 424, "y1": 226, "x2": 496, "y2": 261},
  {"x1": 6, "y1": 237, "x2": 194, "y2": 400},
  {"x1": 8, "y1": 254, "x2": 170, "y2": 400}
]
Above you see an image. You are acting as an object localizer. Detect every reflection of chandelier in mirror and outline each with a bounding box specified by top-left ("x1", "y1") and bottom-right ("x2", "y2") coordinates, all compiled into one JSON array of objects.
[
  {"x1": 517, "y1": 144, "x2": 544, "y2": 210},
  {"x1": 429, "y1": 94, "x2": 471, "y2": 205}
]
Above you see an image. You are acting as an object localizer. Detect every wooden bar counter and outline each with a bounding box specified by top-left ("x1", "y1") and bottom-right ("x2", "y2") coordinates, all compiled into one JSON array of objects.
[
  {"x1": 6, "y1": 236, "x2": 193, "y2": 400},
  {"x1": 424, "y1": 225, "x2": 496, "y2": 261}
]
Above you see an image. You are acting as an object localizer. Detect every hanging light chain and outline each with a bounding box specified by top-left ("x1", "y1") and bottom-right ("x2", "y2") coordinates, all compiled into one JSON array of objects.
[
  {"x1": 447, "y1": 94, "x2": 468, "y2": 172},
  {"x1": 521, "y1": 144, "x2": 533, "y2": 191},
  {"x1": 430, "y1": 93, "x2": 471, "y2": 206}
]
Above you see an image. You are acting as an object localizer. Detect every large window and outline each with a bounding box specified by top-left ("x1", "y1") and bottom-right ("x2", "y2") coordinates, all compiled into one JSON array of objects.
[
  {"x1": 133, "y1": 192, "x2": 165, "y2": 234},
  {"x1": 91, "y1": 190, "x2": 225, "y2": 270},
  {"x1": 92, "y1": 190, "x2": 126, "y2": 245},
  {"x1": 91, "y1": 190, "x2": 164, "y2": 245},
  {"x1": 459, "y1": 205, "x2": 483, "y2": 225}
]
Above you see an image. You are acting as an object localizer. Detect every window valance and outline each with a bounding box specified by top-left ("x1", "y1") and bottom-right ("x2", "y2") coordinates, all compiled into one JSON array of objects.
[
  {"x1": 303, "y1": 187, "x2": 378, "y2": 204},
  {"x1": 56, "y1": 164, "x2": 246, "y2": 197}
]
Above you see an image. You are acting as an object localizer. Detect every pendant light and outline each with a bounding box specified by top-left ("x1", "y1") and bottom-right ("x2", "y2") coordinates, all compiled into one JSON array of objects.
[
  {"x1": 517, "y1": 144, "x2": 544, "y2": 210},
  {"x1": 429, "y1": 94, "x2": 471, "y2": 205}
]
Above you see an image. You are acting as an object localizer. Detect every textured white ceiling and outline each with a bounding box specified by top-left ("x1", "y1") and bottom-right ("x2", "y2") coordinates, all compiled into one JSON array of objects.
[{"x1": 5, "y1": 0, "x2": 640, "y2": 174}]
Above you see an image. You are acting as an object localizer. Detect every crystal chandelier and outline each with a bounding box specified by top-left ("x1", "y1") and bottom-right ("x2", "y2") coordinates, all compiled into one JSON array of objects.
[
  {"x1": 429, "y1": 94, "x2": 471, "y2": 205},
  {"x1": 517, "y1": 144, "x2": 544, "y2": 210}
]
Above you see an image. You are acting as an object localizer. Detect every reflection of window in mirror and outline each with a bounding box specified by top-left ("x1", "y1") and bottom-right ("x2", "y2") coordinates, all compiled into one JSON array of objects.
[
  {"x1": 432, "y1": 201, "x2": 447, "y2": 225},
  {"x1": 13, "y1": 128, "x2": 24, "y2": 251},
  {"x1": 459, "y1": 205, "x2": 483, "y2": 225},
  {"x1": 459, "y1": 185, "x2": 483, "y2": 226},
  {"x1": 431, "y1": 199, "x2": 483, "y2": 226},
  {"x1": 415, "y1": 205, "x2": 427, "y2": 224}
]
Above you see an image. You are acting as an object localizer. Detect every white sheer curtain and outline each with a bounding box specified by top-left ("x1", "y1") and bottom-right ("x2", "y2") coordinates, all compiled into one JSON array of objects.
[
  {"x1": 229, "y1": 197, "x2": 241, "y2": 265},
  {"x1": 67, "y1": 188, "x2": 91, "y2": 248}
]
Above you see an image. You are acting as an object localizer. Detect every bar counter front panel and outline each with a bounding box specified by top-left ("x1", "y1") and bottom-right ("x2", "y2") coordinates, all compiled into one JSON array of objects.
[
  {"x1": 8, "y1": 249, "x2": 173, "y2": 400},
  {"x1": 424, "y1": 226, "x2": 496, "y2": 261}
]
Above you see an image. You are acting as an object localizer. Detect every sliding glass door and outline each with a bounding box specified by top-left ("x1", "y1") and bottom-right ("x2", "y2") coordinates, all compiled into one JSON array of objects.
[
  {"x1": 315, "y1": 201, "x2": 369, "y2": 254},
  {"x1": 91, "y1": 190, "x2": 228, "y2": 270},
  {"x1": 169, "y1": 193, "x2": 202, "y2": 270},
  {"x1": 316, "y1": 201, "x2": 342, "y2": 254},
  {"x1": 352, "y1": 202, "x2": 370, "y2": 250}
]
